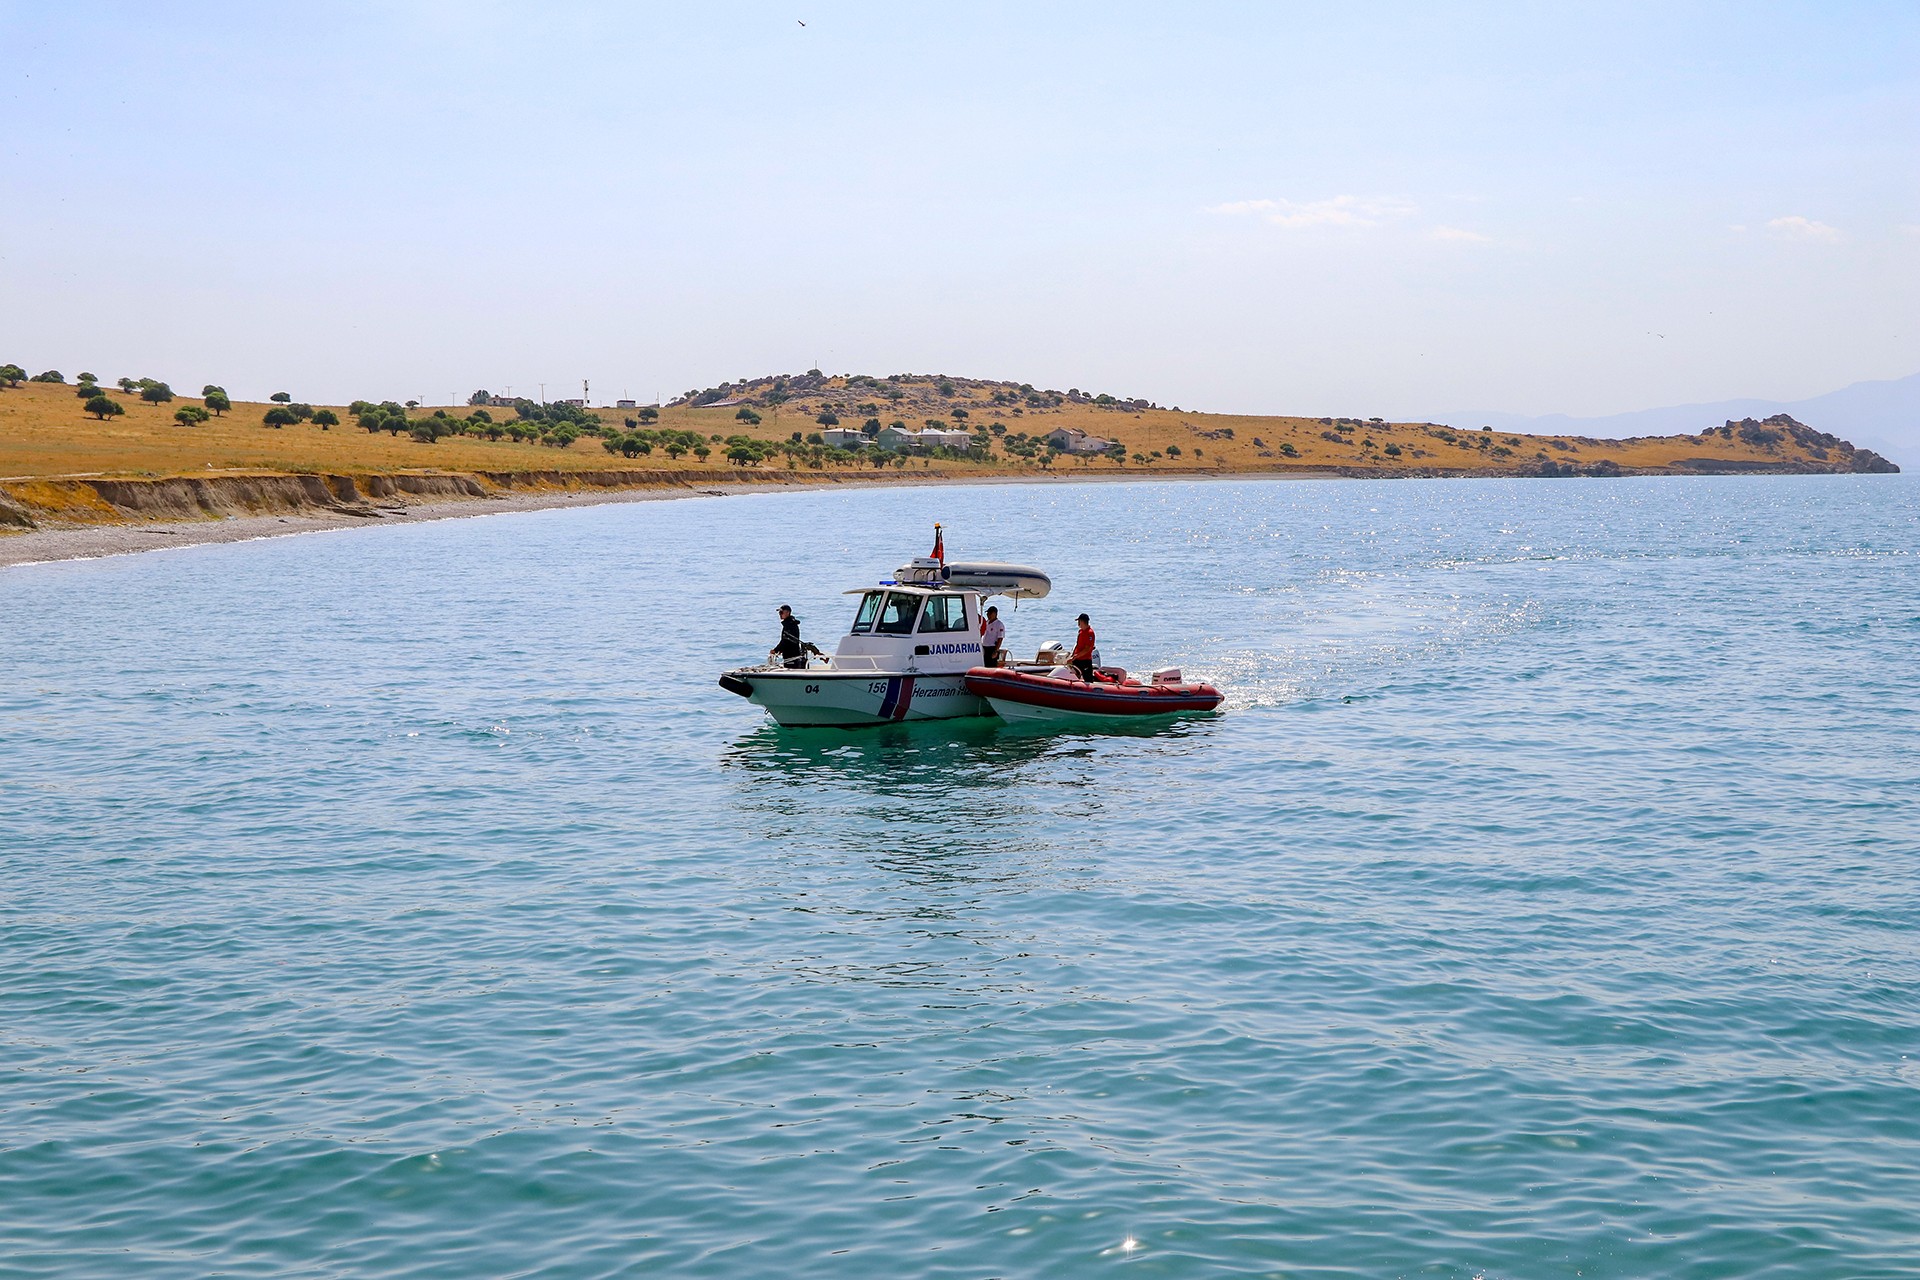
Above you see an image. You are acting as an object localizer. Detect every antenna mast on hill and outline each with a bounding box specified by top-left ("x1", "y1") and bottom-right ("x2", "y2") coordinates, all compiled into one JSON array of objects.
[{"x1": 583, "y1": 379, "x2": 590, "y2": 406}]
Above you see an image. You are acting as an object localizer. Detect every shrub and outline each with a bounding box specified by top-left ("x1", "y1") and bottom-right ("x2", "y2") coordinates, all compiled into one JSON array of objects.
[
  {"x1": 471, "y1": 409, "x2": 492, "y2": 424},
  {"x1": 31, "y1": 370, "x2": 65, "y2": 383},
  {"x1": 1384, "y1": 443, "x2": 1402, "y2": 457},
  {"x1": 173, "y1": 405, "x2": 209, "y2": 427},
  {"x1": 139, "y1": 382, "x2": 174, "y2": 404},
  {"x1": 263, "y1": 406, "x2": 298, "y2": 428},
  {"x1": 84, "y1": 395, "x2": 125, "y2": 420},
  {"x1": 1165, "y1": 444, "x2": 1182, "y2": 457},
  {"x1": 1279, "y1": 442, "x2": 1299, "y2": 457},
  {"x1": 312, "y1": 409, "x2": 340, "y2": 429},
  {"x1": 269, "y1": 391, "x2": 291, "y2": 403}
]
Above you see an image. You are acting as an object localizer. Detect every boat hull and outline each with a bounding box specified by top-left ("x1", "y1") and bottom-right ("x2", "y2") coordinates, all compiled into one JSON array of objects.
[
  {"x1": 965, "y1": 667, "x2": 1223, "y2": 724},
  {"x1": 723, "y1": 669, "x2": 990, "y2": 727}
]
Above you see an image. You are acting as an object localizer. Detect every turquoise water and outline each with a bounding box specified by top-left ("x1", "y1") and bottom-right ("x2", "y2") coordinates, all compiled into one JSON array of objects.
[{"x1": 2, "y1": 475, "x2": 1917, "y2": 1278}]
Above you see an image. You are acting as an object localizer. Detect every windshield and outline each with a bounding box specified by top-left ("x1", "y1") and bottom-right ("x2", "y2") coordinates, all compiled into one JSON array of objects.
[
  {"x1": 850, "y1": 591, "x2": 884, "y2": 634},
  {"x1": 918, "y1": 594, "x2": 970, "y2": 633},
  {"x1": 873, "y1": 593, "x2": 921, "y2": 635}
]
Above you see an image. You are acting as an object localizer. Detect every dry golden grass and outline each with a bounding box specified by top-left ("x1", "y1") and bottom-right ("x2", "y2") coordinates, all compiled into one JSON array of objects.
[{"x1": 0, "y1": 375, "x2": 1841, "y2": 483}]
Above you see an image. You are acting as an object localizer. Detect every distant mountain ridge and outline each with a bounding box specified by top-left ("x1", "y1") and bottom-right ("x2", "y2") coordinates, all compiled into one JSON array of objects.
[{"x1": 1450, "y1": 372, "x2": 1920, "y2": 467}]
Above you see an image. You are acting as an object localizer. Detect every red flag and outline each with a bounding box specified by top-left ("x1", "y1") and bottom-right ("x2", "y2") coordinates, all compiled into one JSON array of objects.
[{"x1": 931, "y1": 523, "x2": 945, "y2": 564}]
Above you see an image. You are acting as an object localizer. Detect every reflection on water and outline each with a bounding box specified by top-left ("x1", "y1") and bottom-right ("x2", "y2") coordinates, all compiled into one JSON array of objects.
[{"x1": 721, "y1": 714, "x2": 1222, "y2": 794}]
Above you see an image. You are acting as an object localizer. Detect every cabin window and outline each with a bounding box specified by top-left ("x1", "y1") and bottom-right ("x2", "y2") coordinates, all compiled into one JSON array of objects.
[
  {"x1": 850, "y1": 591, "x2": 884, "y2": 634},
  {"x1": 873, "y1": 593, "x2": 921, "y2": 635},
  {"x1": 918, "y1": 594, "x2": 970, "y2": 633}
]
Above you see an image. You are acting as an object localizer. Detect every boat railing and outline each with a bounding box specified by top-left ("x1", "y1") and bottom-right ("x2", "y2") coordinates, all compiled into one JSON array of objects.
[{"x1": 823, "y1": 654, "x2": 889, "y2": 672}]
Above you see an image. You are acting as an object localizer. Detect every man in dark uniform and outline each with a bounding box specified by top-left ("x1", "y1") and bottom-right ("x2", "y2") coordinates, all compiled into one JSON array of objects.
[{"x1": 771, "y1": 604, "x2": 807, "y2": 668}]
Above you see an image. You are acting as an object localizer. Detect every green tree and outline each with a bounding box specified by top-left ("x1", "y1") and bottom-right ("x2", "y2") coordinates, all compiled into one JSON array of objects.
[
  {"x1": 0, "y1": 364, "x2": 25, "y2": 387},
  {"x1": 288, "y1": 403, "x2": 314, "y2": 421},
  {"x1": 85, "y1": 395, "x2": 126, "y2": 420},
  {"x1": 140, "y1": 382, "x2": 174, "y2": 404},
  {"x1": 637, "y1": 406, "x2": 659, "y2": 425},
  {"x1": 692, "y1": 444, "x2": 711, "y2": 462},
  {"x1": 204, "y1": 391, "x2": 231, "y2": 416},
  {"x1": 173, "y1": 405, "x2": 209, "y2": 426},
  {"x1": 468, "y1": 390, "x2": 492, "y2": 405},
  {"x1": 263, "y1": 406, "x2": 298, "y2": 428},
  {"x1": 269, "y1": 391, "x2": 291, "y2": 403},
  {"x1": 116, "y1": 377, "x2": 138, "y2": 393},
  {"x1": 470, "y1": 409, "x2": 492, "y2": 424},
  {"x1": 32, "y1": 370, "x2": 65, "y2": 383},
  {"x1": 202, "y1": 384, "x2": 225, "y2": 397},
  {"x1": 77, "y1": 372, "x2": 98, "y2": 386},
  {"x1": 312, "y1": 409, "x2": 340, "y2": 429}
]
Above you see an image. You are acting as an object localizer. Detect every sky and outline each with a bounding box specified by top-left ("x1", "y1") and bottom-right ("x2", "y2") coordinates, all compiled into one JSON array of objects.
[{"x1": 3, "y1": 1, "x2": 1916, "y2": 418}]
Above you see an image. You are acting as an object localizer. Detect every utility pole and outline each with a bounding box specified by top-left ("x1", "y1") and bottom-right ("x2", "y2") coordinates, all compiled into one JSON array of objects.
[{"x1": 538, "y1": 382, "x2": 546, "y2": 405}]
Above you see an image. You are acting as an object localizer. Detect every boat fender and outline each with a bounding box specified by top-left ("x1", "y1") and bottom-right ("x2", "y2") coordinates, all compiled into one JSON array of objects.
[{"x1": 717, "y1": 673, "x2": 753, "y2": 699}]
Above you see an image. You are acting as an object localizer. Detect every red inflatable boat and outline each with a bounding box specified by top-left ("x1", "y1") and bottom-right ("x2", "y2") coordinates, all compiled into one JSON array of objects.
[{"x1": 964, "y1": 664, "x2": 1223, "y2": 724}]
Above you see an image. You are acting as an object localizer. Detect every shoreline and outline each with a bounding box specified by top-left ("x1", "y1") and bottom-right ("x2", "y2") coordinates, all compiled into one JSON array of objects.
[
  {"x1": 0, "y1": 470, "x2": 1323, "y2": 570},
  {"x1": 0, "y1": 464, "x2": 1893, "y2": 571}
]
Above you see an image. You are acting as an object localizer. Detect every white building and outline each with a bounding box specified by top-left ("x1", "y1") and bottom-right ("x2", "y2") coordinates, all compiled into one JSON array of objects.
[
  {"x1": 821, "y1": 428, "x2": 868, "y2": 449},
  {"x1": 917, "y1": 429, "x2": 975, "y2": 451},
  {"x1": 1045, "y1": 427, "x2": 1114, "y2": 454}
]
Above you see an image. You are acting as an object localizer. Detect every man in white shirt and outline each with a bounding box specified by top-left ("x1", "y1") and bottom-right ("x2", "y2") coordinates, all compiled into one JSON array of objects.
[{"x1": 979, "y1": 605, "x2": 1006, "y2": 667}]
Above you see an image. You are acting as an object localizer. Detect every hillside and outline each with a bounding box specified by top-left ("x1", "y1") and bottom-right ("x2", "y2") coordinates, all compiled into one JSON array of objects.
[
  {"x1": 1451, "y1": 370, "x2": 1920, "y2": 469},
  {"x1": 0, "y1": 368, "x2": 1898, "y2": 533}
]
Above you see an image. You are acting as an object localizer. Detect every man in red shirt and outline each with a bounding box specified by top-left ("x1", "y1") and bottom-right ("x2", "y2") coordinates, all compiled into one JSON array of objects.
[{"x1": 1070, "y1": 613, "x2": 1096, "y2": 681}]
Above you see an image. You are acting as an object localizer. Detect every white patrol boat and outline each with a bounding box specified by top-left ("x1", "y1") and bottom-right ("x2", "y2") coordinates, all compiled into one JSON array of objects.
[{"x1": 718, "y1": 527, "x2": 1050, "y2": 727}]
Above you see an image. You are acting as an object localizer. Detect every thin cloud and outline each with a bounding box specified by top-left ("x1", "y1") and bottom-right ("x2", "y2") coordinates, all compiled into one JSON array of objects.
[
  {"x1": 1210, "y1": 195, "x2": 1417, "y2": 229},
  {"x1": 1766, "y1": 215, "x2": 1841, "y2": 242},
  {"x1": 1431, "y1": 225, "x2": 1492, "y2": 244}
]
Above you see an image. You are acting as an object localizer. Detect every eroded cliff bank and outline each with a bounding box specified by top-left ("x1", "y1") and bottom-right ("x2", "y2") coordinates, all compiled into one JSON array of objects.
[{"x1": 0, "y1": 467, "x2": 871, "y2": 530}]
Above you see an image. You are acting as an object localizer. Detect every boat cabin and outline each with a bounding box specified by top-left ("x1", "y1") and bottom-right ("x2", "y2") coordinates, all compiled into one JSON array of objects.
[{"x1": 835, "y1": 583, "x2": 985, "y2": 674}]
